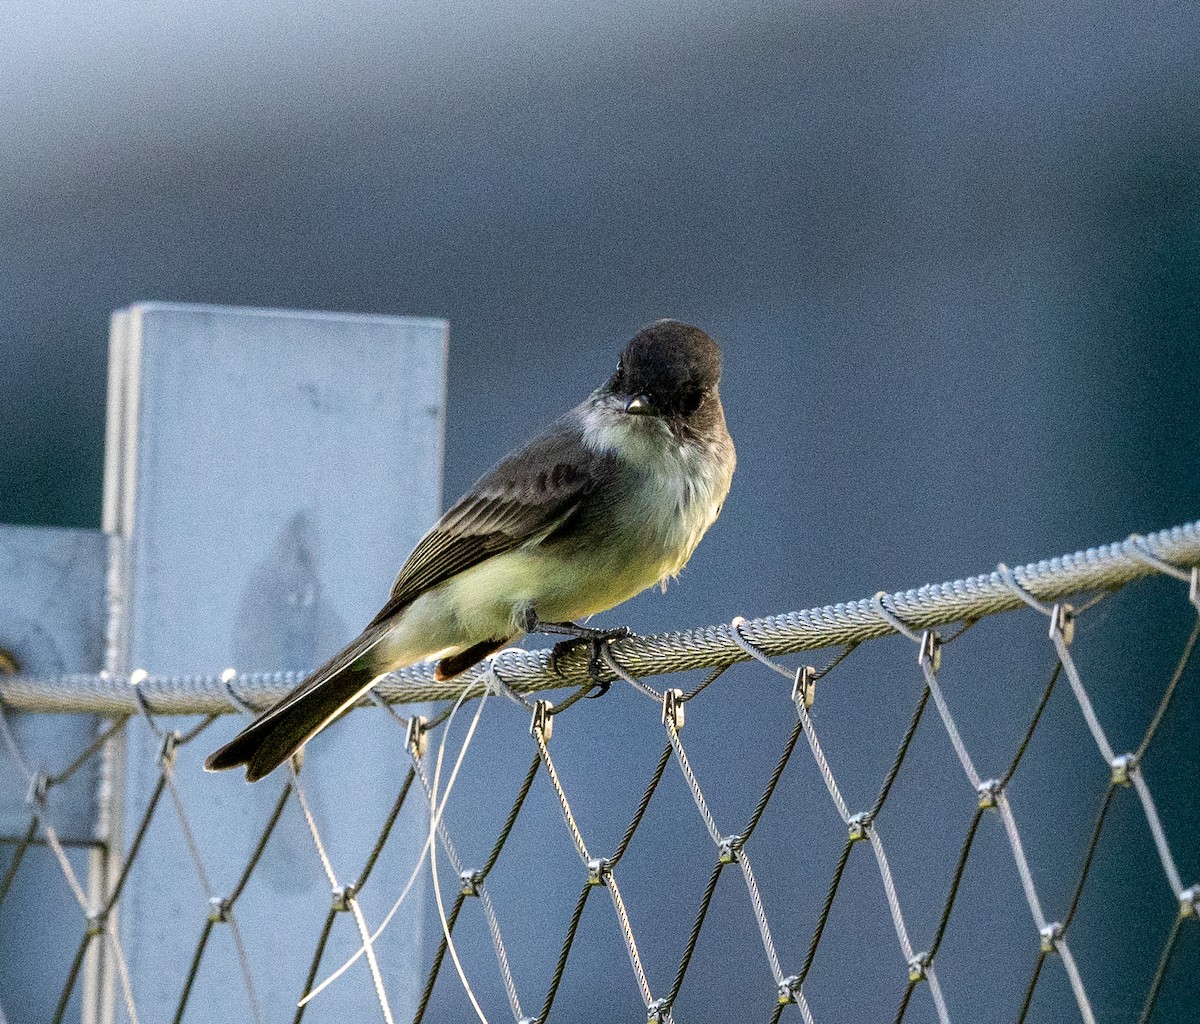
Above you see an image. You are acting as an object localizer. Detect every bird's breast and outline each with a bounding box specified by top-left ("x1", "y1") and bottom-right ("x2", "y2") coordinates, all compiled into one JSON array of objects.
[
  {"x1": 636, "y1": 437, "x2": 732, "y2": 577},
  {"x1": 583, "y1": 415, "x2": 733, "y2": 578}
]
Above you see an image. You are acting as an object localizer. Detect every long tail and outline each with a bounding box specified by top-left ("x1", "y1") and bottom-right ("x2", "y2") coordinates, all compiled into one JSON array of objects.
[{"x1": 205, "y1": 625, "x2": 394, "y2": 782}]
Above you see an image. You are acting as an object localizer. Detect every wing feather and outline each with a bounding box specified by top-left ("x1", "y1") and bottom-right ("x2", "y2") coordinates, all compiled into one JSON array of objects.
[{"x1": 367, "y1": 418, "x2": 609, "y2": 628}]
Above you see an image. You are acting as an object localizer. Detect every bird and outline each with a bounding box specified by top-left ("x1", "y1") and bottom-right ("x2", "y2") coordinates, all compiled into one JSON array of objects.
[{"x1": 205, "y1": 319, "x2": 736, "y2": 781}]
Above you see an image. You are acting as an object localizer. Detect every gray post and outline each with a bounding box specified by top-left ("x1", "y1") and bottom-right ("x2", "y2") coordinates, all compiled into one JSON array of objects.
[
  {"x1": 1, "y1": 302, "x2": 447, "y2": 1024},
  {"x1": 105, "y1": 303, "x2": 446, "y2": 1023}
]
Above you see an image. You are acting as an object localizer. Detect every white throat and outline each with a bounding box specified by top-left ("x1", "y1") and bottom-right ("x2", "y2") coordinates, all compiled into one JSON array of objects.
[{"x1": 578, "y1": 397, "x2": 734, "y2": 581}]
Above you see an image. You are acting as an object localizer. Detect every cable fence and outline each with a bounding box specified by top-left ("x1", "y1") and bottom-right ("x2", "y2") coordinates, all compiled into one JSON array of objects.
[{"x1": 1, "y1": 521, "x2": 1198, "y2": 1023}]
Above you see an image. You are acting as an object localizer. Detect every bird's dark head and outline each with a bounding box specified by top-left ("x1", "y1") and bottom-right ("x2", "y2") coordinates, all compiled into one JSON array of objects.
[{"x1": 605, "y1": 320, "x2": 723, "y2": 422}]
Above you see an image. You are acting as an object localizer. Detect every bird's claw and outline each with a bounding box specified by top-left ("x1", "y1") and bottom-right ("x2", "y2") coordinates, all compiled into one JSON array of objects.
[{"x1": 548, "y1": 626, "x2": 633, "y2": 697}]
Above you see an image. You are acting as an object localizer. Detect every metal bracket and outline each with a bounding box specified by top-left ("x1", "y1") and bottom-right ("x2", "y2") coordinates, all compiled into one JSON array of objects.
[
  {"x1": 331, "y1": 884, "x2": 357, "y2": 912},
  {"x1": 405, "y1": 715, "x2": 429, "y2": 758},
  {"x1": 661, "y1": 688, "x2": 685, "y2": 731},
  {"x1": 907, "y1": 951, "x2": 930, "y2": 982},
  {"x1": 26, "y1": 771, "x2": 49, "y2": 809},
  {"x1": 1049, "y1": 604, "x2": 1075, "y2": 645},
  {"x1": 85, "y1": 912, "x2": 106, "y2": 938},
  {"x1": 207, "y1": 896, "x2": 232, "y2": 923},
  {"x1": 1039, "y1": 921, "x2": 1063, "y2": 953},
  {"x1": 976, "y1": 778, "x2": 1003, "y2": 810},
  {"x1": 918, "y1": 630, "x2": 941, "y2": 672},
  {"x1": 1110, "y1": 753, "x2": 1137, "y2": 787},
  {"x1": 646, "y1": 998, "x2": 670, "y2": 1023},
  {"x1": 459, "y1": 869, "x2": 483, "y2": 897},
  {"x1": 1180, "y1": 885, "x2": 1199, "y2": 919},
  {"x1": 847, "y1": 812, "x2": 870, "y2": 843},
  {"x1": 792, "y1": 666, "x2": 816, "y2": 709},
  {"x1": 777, "y1": 975, "x2": 801, "y2": 1005},
  {"x1": 586, "y1": 857, "x2": 610, "y2": 887},
  {"x1": 531, "y1": 700, "x2": 554, "y2": 743},
  {"x1": 157, "y1": 730, "x2": 182, "y2": 770},
  {"x1": 717, "y1": 835, "x2": 741, "y2": 864}
]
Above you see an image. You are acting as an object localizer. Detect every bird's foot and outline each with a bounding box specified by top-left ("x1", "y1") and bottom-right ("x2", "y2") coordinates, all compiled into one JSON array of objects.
[
  {"x1": 524, "y1": 611, "x2": 631, "y2": 696},
  {"x1": 550, "y1": 628, "x2": 633, "y2": 696}
]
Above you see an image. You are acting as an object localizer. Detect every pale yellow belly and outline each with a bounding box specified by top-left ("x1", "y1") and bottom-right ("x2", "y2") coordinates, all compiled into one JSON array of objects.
[
  {"x1": 376, "y1": 543, "x2": 672, "y2": 668},
  {"x1": 445, "y1": 545, "x2": 669, "y2": 631}
]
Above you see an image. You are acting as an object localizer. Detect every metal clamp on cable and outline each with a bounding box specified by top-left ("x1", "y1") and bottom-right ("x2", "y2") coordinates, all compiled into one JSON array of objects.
[
  {"x1": 1180, "y1": 884, "x2": 1199, "y2": 919},
  {"x1": 331, "y1": 884, "x2": 356, "y2": 912},
  {"x1": 1049, "y1": 604, "x2": 1075, "y2": 645},
  {"x1": 777, "y1": 975, "x2": 801, "y2": 1005},
  {"x1": 459, "y1": 869, "x2": 483, "y2": 897},
  {"x1": 207, "y1": 895, "x2": 232, "y2": 923},
  {"x1": 661, "y1": 688, "x2": 685, "y2": 730},
  {"x1": 847, "y1": 811, "x2": 871, "y2": 843},
  {"x1": 1039, "y1": 921, "x2": 1063, "y2": 953},
  {"x1": 646, "y1": 997, "x2": 670, "y2": 1023},
  {"x1": 586, "y1": 857, "x2": 610, "y2": 887},
  {"x1": 85, "y1": 912, "x2": 105, "y2": 938},
  {"x1": 405, "y1": 715, "x2": 428, "y2": 758},
  {"x1": 976, "y1": 778, "x2": 1003, "y2": 810},
  {"x1": 907, "y1": 951, "x2": 930, "y2": 982},
  {"x1": 919, "y1": 630, "x2": 941, "y2": 672},
  {"x1": 718, "y1": 835, "x2": 741, "y2": 864},
  {"x1": 792, "y1": 666, "x2": 816, "y2": 709},
  {"x1": 157, "y1": 729, "x2": 182, "y2": 769},
  {"x1": 25, "y1": 771, "x2": 48, "y2": 808},
  {"x1": 1110, "y1": 753, "x2": 1137, "y2": 787},
  {"x1": 531, "y1": 700, "x2": 554, "y2": 742}
]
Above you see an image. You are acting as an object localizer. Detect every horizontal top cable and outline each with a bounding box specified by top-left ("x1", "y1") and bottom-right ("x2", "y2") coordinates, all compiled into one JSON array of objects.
[{"x1": 2, "y1": 520, "x2": 1198, "y2": 717}]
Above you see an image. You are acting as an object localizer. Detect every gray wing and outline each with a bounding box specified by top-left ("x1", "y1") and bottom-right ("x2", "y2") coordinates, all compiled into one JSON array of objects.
[{"x1": 367, "y1": 416, "x2": 612, "y2": 627}]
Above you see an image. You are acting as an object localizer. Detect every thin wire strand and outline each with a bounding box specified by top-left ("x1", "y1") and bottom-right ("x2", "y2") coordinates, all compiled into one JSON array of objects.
[{"x1": 425, "y1": 685, "x2": 500, "y2": 1024}]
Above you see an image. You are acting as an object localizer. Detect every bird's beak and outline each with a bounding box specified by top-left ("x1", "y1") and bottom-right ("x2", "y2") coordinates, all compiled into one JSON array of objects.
[{"x1": 623, "y1": 394, "x2": 654, "y2": 415}]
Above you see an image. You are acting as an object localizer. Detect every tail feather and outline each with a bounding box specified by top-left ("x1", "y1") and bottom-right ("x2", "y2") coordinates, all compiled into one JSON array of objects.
[{"x1": 205, "y1": 627, "x2": 392, "y2": 781}]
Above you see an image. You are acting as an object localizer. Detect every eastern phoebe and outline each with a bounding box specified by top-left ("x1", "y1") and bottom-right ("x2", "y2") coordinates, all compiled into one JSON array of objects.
[{"x1": 206, "y1": 320, "x2": 735, "y2": 781}]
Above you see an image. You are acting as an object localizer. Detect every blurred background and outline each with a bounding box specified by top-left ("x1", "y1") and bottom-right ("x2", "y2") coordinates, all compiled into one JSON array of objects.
[{"x1": 2, "y1": 0, "x2": 1198, "y2": 1021}]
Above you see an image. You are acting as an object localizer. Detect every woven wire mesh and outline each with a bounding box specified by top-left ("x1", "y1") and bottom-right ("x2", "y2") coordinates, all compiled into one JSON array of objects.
[{"x1": 1, "y1": 523, "x2": 1198, "y2": 1022}]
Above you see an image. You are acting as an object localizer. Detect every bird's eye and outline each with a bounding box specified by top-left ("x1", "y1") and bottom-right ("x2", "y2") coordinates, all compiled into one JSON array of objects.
[{"x1": 678, "y1": 388, "x2": 704, "y2": 415}]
